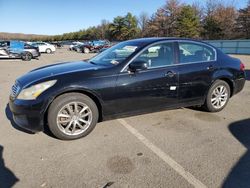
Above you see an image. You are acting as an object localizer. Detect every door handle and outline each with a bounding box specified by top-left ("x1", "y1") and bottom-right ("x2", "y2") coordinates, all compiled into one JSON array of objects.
[
  {"x1": 207, "y1": 65, "x2": 214, "y2": 71},
  {"x1": 165, "y1": 71, "x2": 176, "y2": 78}
]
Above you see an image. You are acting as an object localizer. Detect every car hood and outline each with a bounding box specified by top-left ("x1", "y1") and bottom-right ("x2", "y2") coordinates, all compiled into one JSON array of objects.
[{"x1": 17, "y1": 61, "x2": 104, "y2": 87}]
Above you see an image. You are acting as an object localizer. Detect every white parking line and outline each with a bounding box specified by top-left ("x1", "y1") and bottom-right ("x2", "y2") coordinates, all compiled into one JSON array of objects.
[{"x1": 118, "y1": 119, "x2": 207, "y2": 188}]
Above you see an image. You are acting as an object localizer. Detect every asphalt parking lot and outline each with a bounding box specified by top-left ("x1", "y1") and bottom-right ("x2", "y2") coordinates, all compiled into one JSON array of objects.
[{"x1": 0, "y1": 48, "x2": 249, "y2": 188}]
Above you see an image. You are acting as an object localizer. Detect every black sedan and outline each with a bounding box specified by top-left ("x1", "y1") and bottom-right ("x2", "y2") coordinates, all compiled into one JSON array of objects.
[{"x1": 9, "y1": 38, "x2": 246, "y2": 140}]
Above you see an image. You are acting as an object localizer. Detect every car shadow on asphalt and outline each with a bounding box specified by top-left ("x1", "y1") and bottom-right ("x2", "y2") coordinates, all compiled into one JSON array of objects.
[
  {"x1": 0, "y1": 145, "x2": 19, "y2": 187},
  {"x1": 223, "y1": 119, "x2": 250, "y2": 188},
  {"x1": 5, "y1": 104, "x2": 34, "y2": 134},
  {"x1": 245, "y1": 69, "x2": 250, "y2": 81}
]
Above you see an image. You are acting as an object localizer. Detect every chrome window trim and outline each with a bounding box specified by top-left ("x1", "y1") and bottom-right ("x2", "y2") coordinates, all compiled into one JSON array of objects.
[
  {"x1": 120, "y1": 40, "x2": 217, "y2": 73},
  {"x1": 119, "y1": 64, "x2": 179, "y2": 76},
  {"x1": 120, "y1": 40, "x2": 176, "y2": 72}
]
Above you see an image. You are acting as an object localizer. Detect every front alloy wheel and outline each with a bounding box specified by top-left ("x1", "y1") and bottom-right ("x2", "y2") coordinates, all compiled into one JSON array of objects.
[
  {"x1": 48, "y1": 93, "x2": 99, "y2": 140},
  {"x1": 57, "y1": 102, "x2": 92, "y2": 136}
]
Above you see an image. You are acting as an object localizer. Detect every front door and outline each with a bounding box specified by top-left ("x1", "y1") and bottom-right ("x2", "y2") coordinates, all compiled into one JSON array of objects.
[{"x1": 114, "y1": 42, "x2": 179, "y2": 115}]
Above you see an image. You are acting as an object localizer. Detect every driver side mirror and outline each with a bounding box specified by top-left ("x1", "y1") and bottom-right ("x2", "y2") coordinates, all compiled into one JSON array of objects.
[{"x1": 129, "y1": 60, "x2": 148, "y2": 72}]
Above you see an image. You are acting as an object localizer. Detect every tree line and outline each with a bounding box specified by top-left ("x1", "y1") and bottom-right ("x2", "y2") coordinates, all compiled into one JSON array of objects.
[{"x1": 6, "y1": 0, "x2": 250, "y2": 41}]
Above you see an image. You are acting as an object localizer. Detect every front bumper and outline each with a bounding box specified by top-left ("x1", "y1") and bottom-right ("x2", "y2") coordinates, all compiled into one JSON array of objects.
[{"x1": 9, "y1": 97, "x2": 48, "y2": 133}]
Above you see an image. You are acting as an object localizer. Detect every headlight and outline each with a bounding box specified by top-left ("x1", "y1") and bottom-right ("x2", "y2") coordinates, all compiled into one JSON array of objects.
[{"x1": 17, "y1": 80, "x2": 57, "y2": 100}]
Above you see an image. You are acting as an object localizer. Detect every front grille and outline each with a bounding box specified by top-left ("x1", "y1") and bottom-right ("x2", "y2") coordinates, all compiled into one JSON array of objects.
[{"x1": 10, "y1": 82, "x2": 21, "y2": 98}]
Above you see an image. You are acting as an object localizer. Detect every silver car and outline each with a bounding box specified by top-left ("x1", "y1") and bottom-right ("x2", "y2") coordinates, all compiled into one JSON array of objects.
[{"x1": 0, "y1": 41, "x2": 40, "y2": 61}]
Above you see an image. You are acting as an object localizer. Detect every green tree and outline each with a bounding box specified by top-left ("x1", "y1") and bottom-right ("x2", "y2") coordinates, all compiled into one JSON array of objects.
[
  {"x1": 176, "y1": 5, "x2": 200, "y2": 38},
  {"x1": 202, "y1": 16, "x2": 223, "y2": 39},
  {"x1": 236, "y1": 1, "x2": 250, "y2": 38},
  {"x1": 109, "y1": 12, "x2": 139, "y2": 40}
]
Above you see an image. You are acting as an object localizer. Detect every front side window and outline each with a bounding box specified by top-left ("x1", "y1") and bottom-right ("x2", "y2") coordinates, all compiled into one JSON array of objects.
[
  {"x1": 178, "y1": 42, "x2": 216, "y2": 64},
  {"x1": 89, "y1": 41, "x2": 145, "y2": 66},
  {"x1": 132, "y1": 42, "x2": 175, "y2": 68}
]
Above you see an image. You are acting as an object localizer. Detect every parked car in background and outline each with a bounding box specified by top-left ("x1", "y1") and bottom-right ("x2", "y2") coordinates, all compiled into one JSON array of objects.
[
  {"x1": 50, "y1": 41, "x2": 63, "y2": 48},
  {"x1": 0, "y1": 40, "x2": 40, "y2": 61},
  {"x1": 61, "y1": 41, "x2": 74, "y2": 45},
  {"x1": 69, "y1": 42, "x2": 83, "y2": 51},
  {"x1": 79, "y1": 40, "x2": 111, "y2": 53},
  {"x1": 31, "y1": 42, "x2": 56, "y2": 54},
  {"x1": 72, "y1": 44, "x2": 84, "y2": 52},
  {"x1": 9, "y1": 38, "x2": 246, "y2": 140},
  {"x1": 23, "y1": 43, "x2": 40, "y2": 59}
]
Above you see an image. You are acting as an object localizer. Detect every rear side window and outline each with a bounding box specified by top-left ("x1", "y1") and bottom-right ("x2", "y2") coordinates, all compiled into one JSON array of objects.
[{"x1": 178, "y1": 42, "x2": 216, "y2": 64}]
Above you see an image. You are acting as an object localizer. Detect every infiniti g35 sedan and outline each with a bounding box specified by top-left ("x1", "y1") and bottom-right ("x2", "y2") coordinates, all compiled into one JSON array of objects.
[{"x1": 9, "y1": 38, "x2": 246, "y2": 140}]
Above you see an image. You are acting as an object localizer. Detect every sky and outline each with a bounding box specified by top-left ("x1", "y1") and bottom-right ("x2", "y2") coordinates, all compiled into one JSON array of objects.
[{"x1": 0, "y1": 0, "x2": 248, "y2": 35}]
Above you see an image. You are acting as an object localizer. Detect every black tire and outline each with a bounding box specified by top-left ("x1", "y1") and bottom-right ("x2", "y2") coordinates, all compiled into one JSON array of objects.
[
  {"x1": 21, "y1": 52, "x2": 32, "y2": 61},
  {"x1": 83, "y1": 47, "x2": 90, "y2": 54},
  {"x1": 47, "y1": 93, "x2": 99, "y2": 140},
  {"x1": 203, "y1": 80, "x2": 231, "y2": 112},
  {"x1": 46, "y1": 48, "x2": 52, "y2": 54}
]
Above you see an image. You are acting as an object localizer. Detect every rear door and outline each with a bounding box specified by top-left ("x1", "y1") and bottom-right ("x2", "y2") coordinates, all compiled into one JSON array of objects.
[
  {"x1": 114, "y1": 41, "x2": 179, "y2": 114},
  {"x1": 177, "y1": 41, "x2": 217, "y2": 104}
]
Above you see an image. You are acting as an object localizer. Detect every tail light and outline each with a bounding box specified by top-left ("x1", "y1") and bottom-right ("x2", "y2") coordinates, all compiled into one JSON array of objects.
[{"x1": 240, "y1": 62, "x2": 245, "y2": 71}]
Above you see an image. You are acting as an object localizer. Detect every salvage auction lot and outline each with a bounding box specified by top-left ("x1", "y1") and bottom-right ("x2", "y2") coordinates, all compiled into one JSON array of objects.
[{"x1": 0, "y1": 48, "x2": 249, "y2": 188}]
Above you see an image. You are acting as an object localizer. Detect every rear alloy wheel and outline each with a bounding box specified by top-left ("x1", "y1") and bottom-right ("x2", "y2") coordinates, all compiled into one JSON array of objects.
[
  {"x1": 22, "y1": 52, "x2": 32, "y2": 61},
  {"x1": 83, "y1": 47, "x2": 90, "y2": 54},
  {"x1": 48, "y1": 93, "x2": 99, "y2": 140},
  {"x1": 204, "y1": 80, "x2": 230, "y2": 112},
  {"x1": 46, "y1": 48, "x2": 52, "y2": 54}
]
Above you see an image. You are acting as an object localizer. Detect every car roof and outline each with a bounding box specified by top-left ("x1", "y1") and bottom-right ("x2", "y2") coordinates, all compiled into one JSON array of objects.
[{"x1": 127, "y1": 37, "x2": 213, "y2": 47}]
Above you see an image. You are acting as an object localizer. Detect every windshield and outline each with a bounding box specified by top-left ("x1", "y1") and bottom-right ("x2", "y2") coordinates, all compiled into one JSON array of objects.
[{"x1": 88, "y1": 41, "x2": 144, "y2": 66}]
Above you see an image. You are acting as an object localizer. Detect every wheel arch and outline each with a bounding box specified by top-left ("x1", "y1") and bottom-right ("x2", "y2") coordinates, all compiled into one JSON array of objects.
[
  {"x1": 217, "y1": 77, "x2": 234, "y2": 97},
  {"x1": 83, "y1": 46, "x2": 90, "y2": 52},
  {"x1": 210, "y1": 68, "x2": 236, "y2": 97},
  {"x1": 210, "y1": 76, "x2": 235, "y2": 97},
  {"x1": 21, "y1": 51, "x2": 33, "y2": 61},
  {"x1": 43, "y1": 89, "x2": 104, "y2": 129},
  {"x1": 46, "y1": 48, "x2": 52, "y2": 53}
]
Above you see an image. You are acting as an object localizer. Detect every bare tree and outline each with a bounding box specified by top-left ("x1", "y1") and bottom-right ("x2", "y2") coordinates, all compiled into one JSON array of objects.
[
  {"x1": 146, "y1": 0, "x2": 183, "y2": 37},
  {"x1": 214, "y1": 4, "x2": 238, "y2": 39},
  {"x1": 138, "y1": 12, "x2": 149, "y2": 37},
  {"x1": 100, "y1": 19, "x2": 110, "y2": 39},
  {"x1": 192, "y1": 1, "x2": 204, "y2": 20},
  {"x1": 202, "y1": 0, "x2": 238, "y2": 39}
]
